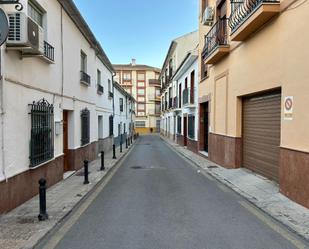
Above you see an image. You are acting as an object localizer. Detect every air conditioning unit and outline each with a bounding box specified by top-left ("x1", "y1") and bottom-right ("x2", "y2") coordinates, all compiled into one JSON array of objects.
[
  {"x1": 6, "y1": 12, "x2": 44, "y2": 54},
  {"x1": 202, "y1": 7, "x2": 214, "y2": 26}
]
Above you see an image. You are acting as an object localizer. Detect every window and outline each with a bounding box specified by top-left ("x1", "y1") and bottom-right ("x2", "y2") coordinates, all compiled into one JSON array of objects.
[
  {"x1": 124, "y1": 123, "x2": 126, "y2": 133},
  {"x1": 201, "y1": 61, "x2": 209, "y2": 79},
  {"x1": 137, "y1": 88, "x2": 145, "y2": 95},
  {"x1": 155, "y1": 88, "x2": 161, "y2": 98},
  {"x1": 177, "y1": 116, "x2": 182, "y2": 134},
  {"x1": 28, "y1": 1, "x2": 43, "y2": 27},
  {"x1": 138, "y1": 104, "x2": 145, "y2": 110},
  {"x1": 109, "y1": 115, "x2": 113, "y2": 136},
  {"x1": 155, "y1": 103, "x2": 161, "y2": 114},
  {"x1": 29, "y1": 99, "x2": 54, "y2": 167},
  {"x1": 137, "y1": 81, "x2": 145, "y2": 87},
  {"x1": 135, "y1": 121, "x2": 146, "y2": 128},
  {"x1": 188, "y1": 115, "x2": 195, "y2": 139},
  {"x1": 97, "y1": 70, "x2": 101, "y2": 85},
  {"x1": 120, "y1": 98, "x2": 124, "y2": 112},
  {"x1": 123, "y1": 72, "x2": 131, "y2": 80},
  {"x1": 81, "y1": 109, "x2": 90, "y2": 145},
  {"x1": 81, "y1": 51, "x2": 87, "y2": 73},
  {"x1": 137, "y1": 73, "x2": 145, "y2": 81}
]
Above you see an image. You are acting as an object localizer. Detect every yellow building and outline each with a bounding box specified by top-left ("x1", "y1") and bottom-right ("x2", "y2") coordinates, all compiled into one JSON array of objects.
[
  {"x1": 114, "y1": 60, "x2": 161, "y2": 134},
  {"x1": 198, "y1": 0, "x2": 309, "y2": 208}
]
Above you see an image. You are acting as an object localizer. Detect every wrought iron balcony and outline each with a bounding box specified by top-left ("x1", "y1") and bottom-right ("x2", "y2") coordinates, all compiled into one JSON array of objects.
[
  {"x1": 108, "y1": 91, "x2": 114, "y2": 98},
  {"x1": 80, "y1": 71, "x2": 91, "y2": 85},
  {"x1": 44, "y1": 41, "x2": 54, "y2": 62},
  {"x1": 202, "y1": 18, "x2": 230, "y2": 64},
  {"x1": 229, "y1": 0, "x2": 280, "y2": 41},
  {"x1": 97, "y1": 84, "x2": 104, "y2": 94},
  {"x1": 149, "y1": 79, "x2": 160, "y2": 85}
]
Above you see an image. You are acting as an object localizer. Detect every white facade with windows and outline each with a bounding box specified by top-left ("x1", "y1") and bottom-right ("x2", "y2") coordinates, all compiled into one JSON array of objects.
[
  {"x1": 160, "y1": 31, "x2": 198, "y2": 141},
  {"x1": 0, "y1": 0, "x2": 134, "y2": 214}
]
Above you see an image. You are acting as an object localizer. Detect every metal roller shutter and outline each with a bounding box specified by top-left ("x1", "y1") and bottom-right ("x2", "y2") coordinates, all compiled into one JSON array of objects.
[{"x1": 242, "y1": 91, "x2": 281, "y2": 182}]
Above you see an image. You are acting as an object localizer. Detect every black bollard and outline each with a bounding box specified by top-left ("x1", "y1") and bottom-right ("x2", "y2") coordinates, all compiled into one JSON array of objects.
[
  {"x1": 131, "y1": 136, "x2": 133, "y2": 144},
  {"x1": 128, "y1": 137, "x2": 130, "y2": 147},
  {"x1": 120, "y1": 135, "x2": 123, "y2": 153},
  {"x1": 83, "y1": 160, "x2": 89, "y2": 184},
  {"x1": 113, "y1": 144, "x2": 116, "y2": 159},
  {"x1": 38, "y1": 178, "x2": 48, "y2": 221},
  {"x1": 100, "y1": 151, "x2": 105, "y2": 171},
  {"x1": 126, "y1": 138, "x2": 128, "y2": 149}
]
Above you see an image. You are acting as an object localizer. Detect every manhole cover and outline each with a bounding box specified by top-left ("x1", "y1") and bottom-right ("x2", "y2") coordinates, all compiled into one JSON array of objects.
[
  {"x1": 208, "y1": 165, "x2": 218, "y2": 169},
  {"x1": 130, "y1": 166, "x2": 143, "y2": 169}
]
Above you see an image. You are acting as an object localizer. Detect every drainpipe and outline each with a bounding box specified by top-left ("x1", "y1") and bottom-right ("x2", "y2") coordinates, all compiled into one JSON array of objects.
[{"x1": 0, "y1": 45, "x2": 7, "y2": 181}]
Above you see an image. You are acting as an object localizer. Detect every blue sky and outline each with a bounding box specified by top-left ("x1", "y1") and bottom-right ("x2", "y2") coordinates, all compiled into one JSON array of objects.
[{"x1": 73, "y1": 0, "x2": 198, "y2": 68}]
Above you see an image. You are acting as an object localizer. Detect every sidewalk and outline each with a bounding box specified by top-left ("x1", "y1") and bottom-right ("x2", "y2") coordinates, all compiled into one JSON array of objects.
[
  {"x1": 0, "y1": 140, "x2": 136, "y2": 249},
  {"x1": 161, "y1": 136, "x2": 309, "y2": 241}
]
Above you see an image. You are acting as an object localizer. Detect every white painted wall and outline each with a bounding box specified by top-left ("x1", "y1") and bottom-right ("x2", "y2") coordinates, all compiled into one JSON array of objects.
[{"x1": 0, "y1": 0, "x2": 125, "y2": 182}]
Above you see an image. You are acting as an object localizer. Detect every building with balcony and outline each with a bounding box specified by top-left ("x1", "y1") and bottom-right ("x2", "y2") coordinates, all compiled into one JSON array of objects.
[
  {"x1": 0, "y1": 0, "x2": 135, "y2": 214},
  {"x1": 160, "y1": 31, "x2": 198, "y2": 141},
  {"x1": 198, "y1": 0, "x2": 309, "y2": 208},
  {"x1": 173, "y1": 50, "x2": 199, "y2": 153},
  {"x1": 113, "y1": 60, "x2": 161, "y2": 134}
]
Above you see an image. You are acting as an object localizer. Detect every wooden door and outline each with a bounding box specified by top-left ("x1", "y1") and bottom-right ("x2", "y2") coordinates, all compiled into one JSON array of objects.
[
  {"x1": 63, "y1": 110, "x2": 69, "y2": 172},
  {"x1": 184, "y1": 116, "x2": 188, "y2": 146}
]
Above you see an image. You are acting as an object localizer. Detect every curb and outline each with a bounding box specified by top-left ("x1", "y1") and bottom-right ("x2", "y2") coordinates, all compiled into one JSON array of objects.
[{"x1": 24, "y1": 138, "x2": 138, "y2": 249}]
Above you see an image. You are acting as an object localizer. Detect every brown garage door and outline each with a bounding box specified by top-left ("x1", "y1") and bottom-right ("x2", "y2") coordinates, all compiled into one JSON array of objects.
[{"x1": 242, "y1": 91, "x2": 281, "y2": 182}]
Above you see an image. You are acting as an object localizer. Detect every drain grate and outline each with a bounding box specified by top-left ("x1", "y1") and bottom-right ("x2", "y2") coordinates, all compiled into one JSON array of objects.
[{"x1": 208, "y1": 165, "x2": 218, "y2": 169}]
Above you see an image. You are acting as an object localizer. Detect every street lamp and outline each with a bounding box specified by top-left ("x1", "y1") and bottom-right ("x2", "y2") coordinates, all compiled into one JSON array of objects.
[{"x1": 0, "y1": 0, "x2": 23, "y2": 11}]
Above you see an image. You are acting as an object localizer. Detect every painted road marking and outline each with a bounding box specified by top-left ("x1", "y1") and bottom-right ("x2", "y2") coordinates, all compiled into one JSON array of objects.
[
  {"x1": 40, "y1": 147, "x2": 133, "y2": 249},
  {"x1": 239, "y1": 201, "x2": 308, "y2": 249}
]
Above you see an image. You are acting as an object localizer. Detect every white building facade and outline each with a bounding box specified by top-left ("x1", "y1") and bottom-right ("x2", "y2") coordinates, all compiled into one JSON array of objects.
[
  {"x1": 160, "y1": 31, "x2": 198, "y2": 148},
  {"x1": 0, "y1": 0, "x2": 134, "y2": 214}
]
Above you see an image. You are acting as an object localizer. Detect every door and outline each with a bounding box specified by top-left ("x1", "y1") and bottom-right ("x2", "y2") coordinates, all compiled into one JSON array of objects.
[
  {"x1": 203, "y1": 103, "x2": 209, "y2": 152},
  {"x1": 242, "y1": 91, "x2": 281, "y2": 182},
  {"x1": 63, "y1": 110, "x2": 69, "y2": 172},
  {"x1": 184, "y1": 116, "x2": 188, "y2": 146}
]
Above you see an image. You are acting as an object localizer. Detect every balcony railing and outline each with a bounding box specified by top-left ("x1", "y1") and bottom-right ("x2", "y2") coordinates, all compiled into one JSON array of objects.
[
  {"x1": 202, "y1": 18, "x2": 229, "y2": 60},
  {"x1": 44, "y1": 41, "x2": 54, "y2": 62},
  {"x1": 97, "y1": 84, "x2": 104, "y2": 94},
  {"x1": 229, "y1": 0, "x2": 279, "y2": 34},
  {"x1": 109, "y1": 91, "x2": 114, "y2": 98},
  {"x1": 149, "y1": 79, "x2": 160, "y2": 85},
  {"x1": 80, "y1": 71, "x2": 91, "y2": 85}
]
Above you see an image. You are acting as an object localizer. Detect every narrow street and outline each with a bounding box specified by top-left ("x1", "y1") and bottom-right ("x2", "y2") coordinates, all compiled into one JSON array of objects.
[{"x1": 36, "y1": 135, "x2": 307, "y2": 249}]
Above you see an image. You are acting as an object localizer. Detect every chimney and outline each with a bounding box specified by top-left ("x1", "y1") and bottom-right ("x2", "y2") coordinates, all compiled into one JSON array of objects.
[{"x1": 131, "y1": 59, "x2": 136, "y2": 66}]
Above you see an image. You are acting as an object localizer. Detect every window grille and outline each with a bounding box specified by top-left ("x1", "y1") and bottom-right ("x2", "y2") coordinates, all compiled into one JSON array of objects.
[
  {"x1": 177, "y1": 116, "x2": 182, "y2": 134},
  {"x1": 81, "y1": 108, "x2": 90, "y2": 145},
  {"x1": 29, "y1": 99, "x2": 54, "y2": 167}
]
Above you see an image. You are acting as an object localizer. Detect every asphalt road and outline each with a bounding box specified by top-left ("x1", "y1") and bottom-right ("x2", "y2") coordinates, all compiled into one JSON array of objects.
[{"x1": 37, "y1": 135, "x2": 308, "y2": 249}]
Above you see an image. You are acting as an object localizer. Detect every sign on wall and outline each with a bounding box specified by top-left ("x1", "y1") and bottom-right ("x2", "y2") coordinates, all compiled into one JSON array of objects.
[
  {"x1": 284, "y1": 96, "x2": 294, "y2": 121},
  {"x1": 0, "y1": 8, "x2": 9, "y2": 46}
]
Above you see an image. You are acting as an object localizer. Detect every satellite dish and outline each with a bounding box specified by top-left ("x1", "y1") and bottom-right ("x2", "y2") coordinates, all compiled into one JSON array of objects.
[{"x1": 0, "y1": 8, "x2": 9, "y2": 46}]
